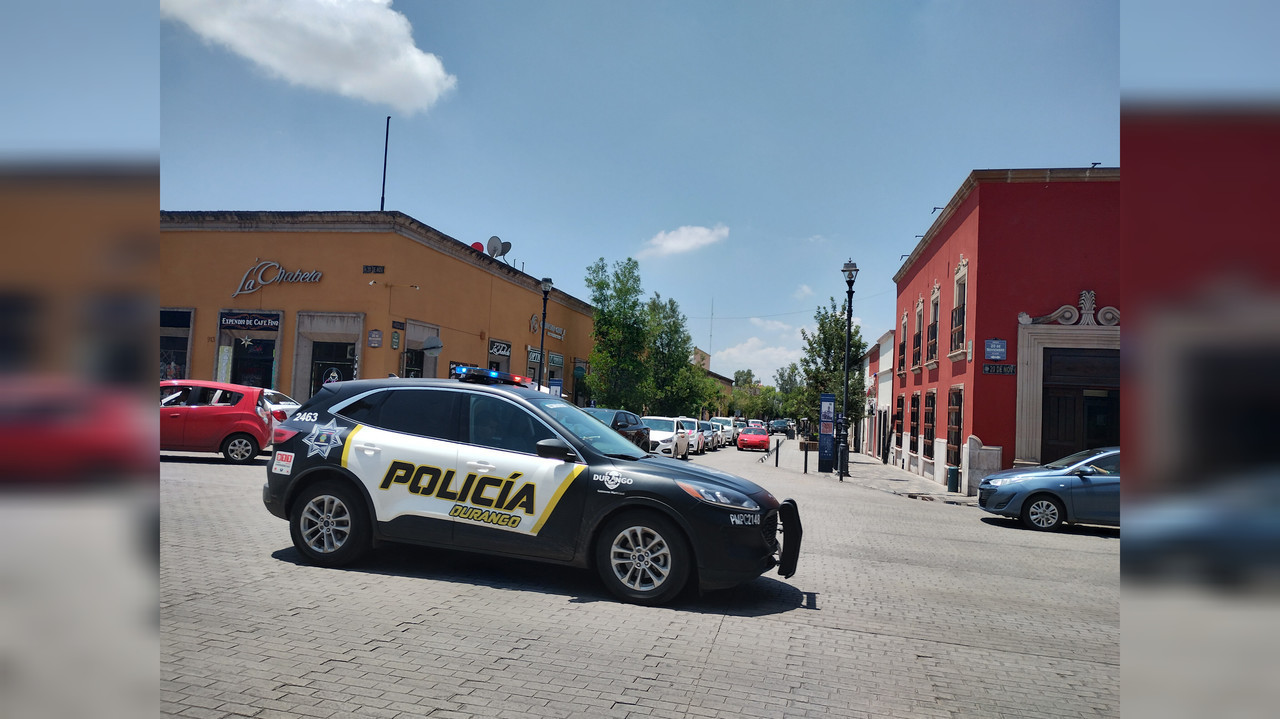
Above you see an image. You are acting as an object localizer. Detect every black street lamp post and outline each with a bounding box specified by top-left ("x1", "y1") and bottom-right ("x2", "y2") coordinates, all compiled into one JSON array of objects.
[
  {"x1": 537, "y1": 277, "x2": 553, "y2": 389},
  {"x1": 838, "y1": 260, "x2": 859, "y2": 480}
]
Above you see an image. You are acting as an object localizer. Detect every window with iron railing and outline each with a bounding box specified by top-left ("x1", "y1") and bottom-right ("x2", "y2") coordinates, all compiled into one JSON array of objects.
[
  {"x1": 909, "y1": 393, "x2": 920, "y2": 452},
  {"x1": 911, "y1": 331, "x2": 921, "y2": 367},
  {"x1": 897, "y1": 341, "x2": 906, "y2": 373},
  {"x1": 946, "y1": 388, "x2": 963, "y2": 466},
  {"x1": 923, "y1": 392, "x2": 936, "y2": 459},
  {"x1": 950, "y1": 305, "x2": 966, "y2": 353},
  {"x1": 894, "y1": 395, "x2": 904, "y2": 447},
  {"x1": 926, "y1": 322, "x2": 938, "y2": 363}
]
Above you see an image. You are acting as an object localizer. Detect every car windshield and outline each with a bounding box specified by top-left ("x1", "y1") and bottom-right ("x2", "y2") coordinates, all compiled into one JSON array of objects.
[
  {"x1": 742, "y1": 427, "x2": 765, "y2": 435},
  {"x1": 532, "y1": 398, "x2": 646, "y2": 459},
  {"x1": 641, "y1": 417, "x2": 676, "y2": 433},
  {"x1": 581, "y1": 408, "x2": 613, "y2": 422},
  {"x1": 1044, "y1": 448, "x2": 1112, "y2": 469}
]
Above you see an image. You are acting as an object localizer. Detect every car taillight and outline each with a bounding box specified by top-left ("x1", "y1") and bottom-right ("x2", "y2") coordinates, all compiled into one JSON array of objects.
[
  {"x1": 272, "y1": 409, "x2": 288, "y2": 422},
  {"x1": 273, "y1": 427, "x2": 299, "y2": 444}
]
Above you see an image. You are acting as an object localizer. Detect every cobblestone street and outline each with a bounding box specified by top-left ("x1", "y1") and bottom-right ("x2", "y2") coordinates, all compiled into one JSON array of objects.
[{"x1": 162, "y1": 441, "x2": 1118, "y2": 718}]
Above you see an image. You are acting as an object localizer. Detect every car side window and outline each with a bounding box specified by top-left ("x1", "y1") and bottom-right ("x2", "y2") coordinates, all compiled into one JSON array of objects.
[
  {"x1": 374, "y1": 389, "x2": 462, "y2": 441},
  {"x1": 161, "y1": 388, "x2": 189, "y2": 407},
  {"x1": 186, "y1": 387, "x2": 213, "y2": 406},
  {"x1": 336, "y1": 392, "x2": 388, "y2": 426},
  {"x1": 1089, "y1": 454, "x2": 1120, "y2": 475},
  {"x1": 467, "y1": 395, "x2": 553, "y2": 455}
]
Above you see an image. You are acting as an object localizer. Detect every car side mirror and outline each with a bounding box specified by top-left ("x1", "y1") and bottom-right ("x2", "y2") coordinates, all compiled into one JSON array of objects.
[
  {"x1": 1074, "y1": 465, "x2": 1097, "y2": 477},
  {"x1": 536, "y1": 438, "x2": 579, "y2": 462}
]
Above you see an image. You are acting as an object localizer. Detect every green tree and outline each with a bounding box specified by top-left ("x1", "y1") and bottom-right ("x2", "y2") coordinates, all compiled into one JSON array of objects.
[
  {"x1": 773, "y1": 362, "x2": 804, "y2": 420},
  {"x1": 584, "y1": 258, "x2": 649, "y2": 412},
  {"x1": 798, "y1": 296, "x2": 867, "y2": 429},
  {"x1": 644, "y1": 293, "x2": 710, "y2": 416}
]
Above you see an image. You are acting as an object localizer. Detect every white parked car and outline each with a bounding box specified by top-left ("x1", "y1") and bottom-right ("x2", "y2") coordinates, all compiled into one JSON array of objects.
[
  {"x1": 679, "y1": 417, "x2": 705, "y2": 455},
  {"x1": 711, "y1": 416, "x2": 739, "y2": 443},
  {"x1": 261, "y1": 388, "x2": 301, "y2": 435},
  {"x1": 641, "y1": 415, "x2": 691, "y2": 459}
]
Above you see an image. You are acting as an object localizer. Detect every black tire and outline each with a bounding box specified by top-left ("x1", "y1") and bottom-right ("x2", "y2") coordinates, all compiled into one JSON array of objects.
[
  {"x1": 289, "y1": 480, "x2": 372, "y2": 567},
  {"x1": 1021, "y1": 494, "x2": 1066, "y2": 531},
  {"x1": 221, "y1": 433, "x2": 259, "y2": 464},
  {"x1": 595, "y1": 511, "x2": 691, "y2": 605}
]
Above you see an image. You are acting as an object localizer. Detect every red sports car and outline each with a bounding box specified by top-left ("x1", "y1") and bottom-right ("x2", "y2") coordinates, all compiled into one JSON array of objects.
[{"x1": 736, "y1": 426, "x2": 770, "y2": 451}]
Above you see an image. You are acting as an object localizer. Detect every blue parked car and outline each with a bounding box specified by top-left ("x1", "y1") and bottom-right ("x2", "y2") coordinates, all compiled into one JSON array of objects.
[{"x1": 978, "y1": 447, "x2": 1120, "y2": 531}]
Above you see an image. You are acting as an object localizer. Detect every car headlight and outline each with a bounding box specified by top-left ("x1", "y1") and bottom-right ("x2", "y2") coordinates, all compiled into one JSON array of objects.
[
  {"x1": 676, "y1": 480, "x2": 760, "y2": 510},
  {"x1": 985, "y1": 475, "x2": 1029, "y2": 487}
]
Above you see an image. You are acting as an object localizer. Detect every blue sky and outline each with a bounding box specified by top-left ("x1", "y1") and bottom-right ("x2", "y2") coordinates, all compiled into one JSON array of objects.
[
  {"x1": 9, "y1": 2, "x2": 1276, "y2": 385},
  {"x1": 155, "y1": 0, "x2": 1118, "y2": 384}
]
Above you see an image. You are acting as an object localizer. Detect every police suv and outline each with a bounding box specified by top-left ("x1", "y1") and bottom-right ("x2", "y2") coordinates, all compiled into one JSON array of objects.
[{"x1": 263, "y1": 368, "x2": 802, "y2": 605}]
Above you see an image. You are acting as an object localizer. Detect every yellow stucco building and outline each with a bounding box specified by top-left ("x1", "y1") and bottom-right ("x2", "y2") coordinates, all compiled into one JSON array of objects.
[{"x1": 160, "y1": 211, "x2": 595, "y2": 404}]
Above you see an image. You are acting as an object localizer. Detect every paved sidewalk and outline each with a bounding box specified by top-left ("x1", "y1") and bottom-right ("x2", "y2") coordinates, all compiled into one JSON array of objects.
[{"x1": 751, "y1": 436, "x2": 980, "y2": 506}]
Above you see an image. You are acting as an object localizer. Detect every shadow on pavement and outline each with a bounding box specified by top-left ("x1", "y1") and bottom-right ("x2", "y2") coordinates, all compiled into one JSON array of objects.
[
  {"x1": 161, "y1": 453, "x2": 267, "y2": 466},
  {"x1": 271, "y1": 543, "x2": 810, "y2": 616},
  {"x1": 979, "y1": 516, "x2": 1120, "y2": 539}
]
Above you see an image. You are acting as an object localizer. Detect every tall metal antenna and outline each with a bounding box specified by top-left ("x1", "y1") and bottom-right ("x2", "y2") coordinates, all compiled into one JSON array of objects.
[{"x1": 380, "y1": 116, "x2": 390, "y2": 211}]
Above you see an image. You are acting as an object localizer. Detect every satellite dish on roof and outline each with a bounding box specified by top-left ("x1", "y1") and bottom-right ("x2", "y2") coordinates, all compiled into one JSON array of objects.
[{"x1": 486, "y1": 235, "x2": 513, "y2": 263}]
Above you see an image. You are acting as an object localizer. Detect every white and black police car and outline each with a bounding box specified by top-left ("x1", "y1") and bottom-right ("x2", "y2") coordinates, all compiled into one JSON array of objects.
[{"x1": 262, "y1": 368, "x2": 801, "y2": 605}]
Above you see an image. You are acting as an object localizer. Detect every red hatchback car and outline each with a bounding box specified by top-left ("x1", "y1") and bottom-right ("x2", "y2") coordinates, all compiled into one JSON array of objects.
[
  {"x1": 160, "y1": 380, "x2": 271, "y2": 464},
  {"x1": 736, "y1": 426, "x2": 770, "y2": 451}
]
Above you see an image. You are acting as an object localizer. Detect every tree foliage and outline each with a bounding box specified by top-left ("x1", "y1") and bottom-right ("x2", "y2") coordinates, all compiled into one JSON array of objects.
[
  {"x1": 797, "y1": 296, "x2": 867, "y2": 428},
  {"x1": 584, "y1": 258, "x2": 648, "y2": 412},
  {"x1": 644, "y1": 293, "x2": 712, "y2": 416}
]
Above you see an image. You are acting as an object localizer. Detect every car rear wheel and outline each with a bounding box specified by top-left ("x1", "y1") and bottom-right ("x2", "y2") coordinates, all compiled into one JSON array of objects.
[
  {"x1": 221, "y1": 433, "x2": 259, "y2": 464},
  {"x1": 1022, "y1": 494, "x2": 1065, "y2": 531},
  {"x1": 595, "y1": 511, "x2": 691, "y2": 606},
  {"x1": 290, "y1": 480, "x2": 371, "y2": 567}
]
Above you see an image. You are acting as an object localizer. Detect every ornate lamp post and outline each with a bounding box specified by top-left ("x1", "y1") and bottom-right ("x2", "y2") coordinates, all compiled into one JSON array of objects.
[
  {"x1": 537, "y1": 277, "x2": 553, "y2": 389},
  {"x1": 838, "y1": 260, "x2": 859, "y2": 480}
]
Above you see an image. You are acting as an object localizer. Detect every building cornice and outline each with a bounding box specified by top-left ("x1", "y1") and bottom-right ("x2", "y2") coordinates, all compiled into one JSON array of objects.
[
  {"x1": 160, "y1": 210, "x2": 594, "y2": 316},
  {"x1": 891, "y1": 167, "x2": 1119, "y2": 284}
]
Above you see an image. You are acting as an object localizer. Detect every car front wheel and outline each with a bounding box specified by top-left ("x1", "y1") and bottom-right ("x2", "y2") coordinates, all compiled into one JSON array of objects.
[
  {"x1": 290, "y1": 480, "x2": 371, "y2": 567},
  {"x1": 221, "y1": 433, "x2": 259, "y2": 464},
  {"x1": 595, "y1": 511, "x2": 691, "y2": 605},
  {"x1": 1022, "y1": 494, "x2": 1065, "y2": 531}
]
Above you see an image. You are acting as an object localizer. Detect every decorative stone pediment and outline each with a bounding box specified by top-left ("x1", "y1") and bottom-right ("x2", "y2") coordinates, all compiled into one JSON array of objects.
[{"x1": 1018, "y1": 290, "x2": 1119, "y2": 327}]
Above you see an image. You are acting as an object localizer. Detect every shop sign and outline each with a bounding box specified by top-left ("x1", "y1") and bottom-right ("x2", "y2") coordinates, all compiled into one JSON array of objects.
[
  {"x1": 391, "y1": 331, "x2": 400, "y2": 350},
  {"x1": 529, "y1": 313, "x2": 566, "y2": 341},
  {"x1": 489, "y1": 340, "x2": 512, "y2": 357},
  {"x1": 391, "y1": 320, "x2": 405, "y2": 331},
  {"x1": 232, "y1": 259, "x2": 323, "y2": 298},
  {"x1": 549, "y1": 352, "x2": 564, "y2": 368},
  {"x1": 368, "y1": 329, "x2": 382, "y2": 348},
  {"x1": 527, "y1": 348, "x2": 541, "y2": 364},
  {"x1": 219, "y1": 311, "x2": 280, "y2": 331}
]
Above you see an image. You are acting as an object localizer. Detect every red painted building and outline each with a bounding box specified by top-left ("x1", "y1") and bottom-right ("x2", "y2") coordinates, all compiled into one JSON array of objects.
[{"x1": 889, "y1": 168, "x2": 1120, "y2": 493}]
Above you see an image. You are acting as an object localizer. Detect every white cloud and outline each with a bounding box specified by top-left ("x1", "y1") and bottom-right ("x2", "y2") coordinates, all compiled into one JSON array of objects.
[
  {"x1": 713, "y1": 337, "x2": 803, "y2": 384},
  {"x1": 749, "y1": 317, "x2": 793, "y2": 334},
  {"x1": 636, "y1": 224, "x2": 728, "y2": 259},
  {"x1": 162, "y1": 0, "x2": 456, "y2": 115},
  {"x1": 793, "y1": 284, "x2": 813, "y2": 300}
]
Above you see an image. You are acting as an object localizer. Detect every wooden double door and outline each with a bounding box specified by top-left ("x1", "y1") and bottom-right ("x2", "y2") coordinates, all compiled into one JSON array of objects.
[{"x1": 1041, "y1": 348, "x2": 1120, "y2": 463}]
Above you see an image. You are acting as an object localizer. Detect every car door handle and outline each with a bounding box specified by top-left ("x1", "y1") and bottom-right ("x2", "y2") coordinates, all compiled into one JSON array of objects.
[
  {"x1": 168, "y1": 413, "x2": 181, "y2": 418},
  {"x1": 466, "y1": 461, "x2": 496, "y2": 473},
  {"x1": 353, "y1": 443, "x2": 381, "y2": 455}
]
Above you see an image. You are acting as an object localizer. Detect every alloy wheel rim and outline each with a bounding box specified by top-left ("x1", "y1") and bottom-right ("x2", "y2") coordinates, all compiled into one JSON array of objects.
[
  {"x1": 228, "y1": 438, "x2": 254, "y2": 461},
  {"x1": 1030, "y1": 500, "x2": 1059, "y2": 527},
  {"x1": 300, "y1": 495, "x2": 351, "y2": 553},
  {"x1": 610, "y1": 525, "x2": 671, "y2": 592}
]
